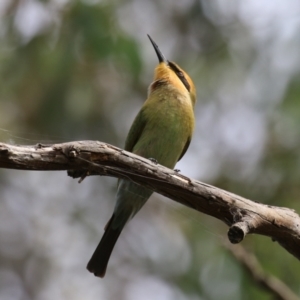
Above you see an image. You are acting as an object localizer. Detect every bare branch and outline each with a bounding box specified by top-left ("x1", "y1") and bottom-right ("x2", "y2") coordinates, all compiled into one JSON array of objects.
[
  {"x1": 224, "y1": 242, "x2": 299, "y2": 300},
  {"x1": 1, "y1": 140, "x2": 300, "y2": 261}
]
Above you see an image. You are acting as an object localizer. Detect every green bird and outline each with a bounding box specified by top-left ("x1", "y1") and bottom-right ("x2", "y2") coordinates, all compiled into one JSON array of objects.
[{"x1": 87, "y1": 35, "x2": 196, "y2": 278}]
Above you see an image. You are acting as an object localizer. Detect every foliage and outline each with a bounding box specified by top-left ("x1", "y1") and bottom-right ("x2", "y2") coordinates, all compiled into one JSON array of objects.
[{"x1": 0, "y1": 0, "x2": 300, "y2": 299}]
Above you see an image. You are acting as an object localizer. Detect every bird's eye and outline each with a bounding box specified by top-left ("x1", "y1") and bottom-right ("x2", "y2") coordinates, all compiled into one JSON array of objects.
[{"x1": 168, "y1": 61, "x2": 191, "y2": 92}]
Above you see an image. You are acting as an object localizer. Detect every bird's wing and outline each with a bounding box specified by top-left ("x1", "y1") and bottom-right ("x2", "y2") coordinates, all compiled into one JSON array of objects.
[
  {"x1": 124, "y1": 109, "x2": 147, "y2": 152},
  {"x1": 178, "y1": 136, "x2": 191, "y2": 161}
]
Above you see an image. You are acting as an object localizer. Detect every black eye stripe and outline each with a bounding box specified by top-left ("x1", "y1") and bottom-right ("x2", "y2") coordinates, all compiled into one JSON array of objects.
[
  {"x1": 168, "y1": 62, "x2": 190, "y2": 92},
  {"x1": 180, "y1": 77, "x2": 190, "y2": 92}
]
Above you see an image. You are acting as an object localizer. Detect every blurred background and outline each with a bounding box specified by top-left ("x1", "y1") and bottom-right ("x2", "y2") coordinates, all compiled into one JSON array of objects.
[{"x1": 0, "y1": 0, "x2": 300, "y2": 299}]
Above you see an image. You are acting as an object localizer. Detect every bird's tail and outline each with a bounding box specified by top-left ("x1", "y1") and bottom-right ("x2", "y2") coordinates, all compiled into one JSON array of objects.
[{"x1": 87, "y1": 214, "x2": 123, "y2": 278}]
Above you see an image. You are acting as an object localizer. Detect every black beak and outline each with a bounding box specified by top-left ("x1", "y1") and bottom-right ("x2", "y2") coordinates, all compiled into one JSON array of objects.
[{"x1": 147, "y1": 34, "x2": 167, "y2": 64}]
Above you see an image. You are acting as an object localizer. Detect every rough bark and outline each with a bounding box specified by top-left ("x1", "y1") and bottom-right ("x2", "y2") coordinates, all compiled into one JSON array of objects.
[{"x1": 1, "y1": 140, "x2": 300, "y2": 261}]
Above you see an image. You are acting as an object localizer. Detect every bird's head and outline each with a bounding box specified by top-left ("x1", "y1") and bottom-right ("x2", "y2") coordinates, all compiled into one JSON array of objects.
[{"x1": 147, "y1": 34, "x2": 196, "y2": 107}]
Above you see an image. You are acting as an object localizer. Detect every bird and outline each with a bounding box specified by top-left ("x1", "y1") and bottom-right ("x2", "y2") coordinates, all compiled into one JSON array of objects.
[{"x1": 87, "y1": 35, "x2": 196, "y2": 278}]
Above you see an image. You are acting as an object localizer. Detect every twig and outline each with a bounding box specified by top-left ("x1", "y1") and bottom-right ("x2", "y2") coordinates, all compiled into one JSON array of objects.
[{"x1": 224, "y1": 242, "x2": 299, "y2": 300}]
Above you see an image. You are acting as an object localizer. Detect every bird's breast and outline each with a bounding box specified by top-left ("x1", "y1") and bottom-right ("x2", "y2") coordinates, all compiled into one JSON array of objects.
[{"x1": 133, "y1": 89, "x2": 194, "y2": 168}]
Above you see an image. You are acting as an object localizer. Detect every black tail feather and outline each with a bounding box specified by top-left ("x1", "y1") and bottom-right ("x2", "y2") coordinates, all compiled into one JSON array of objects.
[{"x1": 87, "y1": 215, "x2": 123, "y2": 278}]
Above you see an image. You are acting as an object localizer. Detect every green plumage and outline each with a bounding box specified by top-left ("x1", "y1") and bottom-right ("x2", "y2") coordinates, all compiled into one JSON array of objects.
[
  {"x1": 126, "y1": 87, "x2": 194, "y2": 168},
  {"x1": 87, "y1": 36, "x2": 196, "y2": 278}
]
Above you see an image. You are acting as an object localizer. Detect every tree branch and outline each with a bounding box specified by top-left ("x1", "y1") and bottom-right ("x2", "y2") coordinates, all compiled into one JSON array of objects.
[
  {"x1": 1, "y1": 140, "x2": 300, "y2": 261},
  {"x1": 224, "y1": 242, "x2": 299, "y2": 300}
]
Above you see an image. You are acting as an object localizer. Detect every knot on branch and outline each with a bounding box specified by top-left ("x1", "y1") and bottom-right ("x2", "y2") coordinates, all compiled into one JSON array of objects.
[
  {"x1": 228, "y1": 221, "x2": 251, "y2": 244},
  {"x1": 57, "y1": 144, "x2": 78, "y2": 158},
  {"x1": 228, "y1": 208, "x2": 257, "y2": 244}
]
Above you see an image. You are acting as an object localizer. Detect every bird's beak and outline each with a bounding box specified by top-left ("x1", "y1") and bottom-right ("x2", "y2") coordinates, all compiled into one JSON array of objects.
[{"x1": 147, "y1": 34, "x2": 167, "y2": 64}]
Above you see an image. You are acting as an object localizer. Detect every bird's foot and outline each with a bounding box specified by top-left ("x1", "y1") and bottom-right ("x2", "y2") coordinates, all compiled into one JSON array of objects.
[
  {"x1": 149, "y1": 158, "x2": 158, "y2": 164},
  {"x1": 174, "y1": 169, "x2": 181, "y2": 173}
]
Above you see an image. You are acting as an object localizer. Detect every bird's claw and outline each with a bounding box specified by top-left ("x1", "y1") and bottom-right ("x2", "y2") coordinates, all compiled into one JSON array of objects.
[{"x1": 149, "y1": 158, "x2": 158, "y2": 164}]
